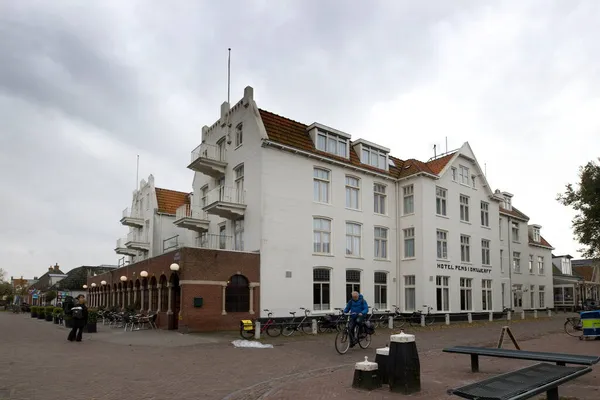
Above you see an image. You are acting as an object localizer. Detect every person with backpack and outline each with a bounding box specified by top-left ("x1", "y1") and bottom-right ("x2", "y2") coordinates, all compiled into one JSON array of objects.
[
  {"x1": 343, "y1": 291, "x2": 369, "y2": 348},
  {"x1": 66, "y1": 294, "x2": 88, "y2": 342}
]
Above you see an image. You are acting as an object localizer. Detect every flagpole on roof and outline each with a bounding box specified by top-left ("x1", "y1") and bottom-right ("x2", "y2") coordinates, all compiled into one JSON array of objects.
[
  {"x1": 227, "y1": 48, "x2": 231, "y2": 104},
  {"x1": 136, "y1": 154, "x2": 140, "y2": 190}
]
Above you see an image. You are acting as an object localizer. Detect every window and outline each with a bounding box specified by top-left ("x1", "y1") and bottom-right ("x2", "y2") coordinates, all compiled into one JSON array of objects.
[
  {"x1": 234, "y1": 219, "x2": 244, "y2": 251},
  {"x1": 500, "y1": 249, "x2": 504, "y2": 273},
  {"x1": 345, "y1": 222, "x2": 362, "y2": 256},
  {"x1": 460, "y1": 235, "x2": 471, "y2": 263},
  {"x1": 530, "y1": 285, "x2": 535, "y2": 309},
  {"x1": 481, "y1": 239, "x2": 490, "y2": 265},
  {"x1": 404, "y1": 275, "x2": 416, "y2": 312},
  {"x1": 361, "y1": 147, "x2": 387, "y2": 169},
  {"x1": 436, "y1": 276, "x2": 450, "y2": 311},
  {"x1": 219, "y1": 225, "x2": 227, "y2": 249},
  {"x1": 150, "y1": 280, "x2": 158, "y2": 311},
  {"x1": 501, "y1": 283, "x2": 506, "y2": 309},
  {"x1": 451, "y1": 167, "x2": 457, "y2": 181},
  {"x1": 201, "y1": 185, "x2": 208, "y2": 207},
  {"x1": 374, "y1": 183, "x2": 387, "y2": 214},
  {"x1": 316, "y1": 131, "x2": 347, "y2": 157},
  {"x1": 513, "y1": 284, "x2": 523, "y2": 308},
  {"x1": 459, "y1": 165, "x2": 470, "y2": 185},
  {"x1": 511, "y1": 222, "x2": 519, "y2": 242},
  {"x1": 528, "y1": 254, "x2": 534, "y2": 273},
  {"x1": 313, "y1": 268, "x2": 331, "y2": 311},
  {"x1": 436, "y1": 230, "x2": 448, "y2": 259},
  {"x1": 313, "y1": 168, "x2": 330, "y2": 203},
  {"x1": 235, "y1": 123, "x2": 243, "y2": 147},
  {"x1": 533, "y1": 227, "x2": 541, "y2": 242},
  {"x1": 313, "y1": 218, "x2": 332, "y2": 254},
  {"x1": 216, "y1": 137, "x2": 226, "y2": 161},
  {"x1": 513, "y1": 252, "x2": 521, "y2": 273},
  {"x1": 537, "y1": 256, "x2": 544, "y2": 274},
  {"x1": 234, "y1": 164, "x2": 244, "y2": 203},
  {"x1": 403, "y1": 228, "x2": 415, "y2": 258},
  {"x1": 160, "y1": 279, "x2": 168, "y2": 312},
  {"x1": 374, "y1": 227, "x2": 388, "y2": 259},
  {"x1": 480, "y1": 202, "x2": 489, "y2": 227},
  {"x1": 436, "y1": 187, "x2": 447, "y2": 216},
  {"x1": 346, "y1": 270, "x2": 361, "y2": 301},
  {"x1": 345, "y1": 176, "x2": 360, "y2": 209},
  {"x1": 459, "y1": 195, "x2": 470, "y2": 222},
  {"x1": 482, "y1": 279, "x2": 492, "y2": 311},
  {"x1": 539, "y1": 286, "x2": 545, "y2": 308},
  {"x1": 499, "y1": 218, "x2": 503, "y2": 240},
  {"x1": 460, "y1": 278, "x2": 472, "y2": 311},
  {"x1": 471, "y1": 175, "x2": 476, "y2": 188},
  {"x1": 374, "y1": 272, "x2": 388, "y2": 309},
  {"x1": 403, "y1": 185, "x2": 414, "y2": 214},
  {"x1": 225, "y1": 274, "x2": 250, "y2": 312}
]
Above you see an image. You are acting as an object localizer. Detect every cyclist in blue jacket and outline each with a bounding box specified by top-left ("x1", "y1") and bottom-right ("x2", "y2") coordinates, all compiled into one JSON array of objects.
[{"x1": 343, "y1": 291, "x2": 369, "y2": 347}]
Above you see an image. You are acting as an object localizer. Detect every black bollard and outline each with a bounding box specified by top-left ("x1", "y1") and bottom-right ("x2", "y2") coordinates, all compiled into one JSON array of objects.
[
  {"x1": 388, "y1": 331, "x2": 420, "y2": 394},
  {"x1": 375, "y1": 346, "x2": 390, "y2": 385},
  {"x1": 352, "y1": 356, "x2": 382, "y2": 391}
]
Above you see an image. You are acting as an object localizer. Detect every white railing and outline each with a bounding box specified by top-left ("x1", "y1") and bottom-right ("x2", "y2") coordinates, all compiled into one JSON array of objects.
[
  {"x1": 195, "y1": 234, "x2": 232, "y2": 250},
  {"x1": 116, "y1": 238, "x2": 128, "y2": 249},
  {"x1": 205, "y1": 186, "x2": 245, "y2": 205},
  {"x1": 127, "y1": 230, "x2": 149, "y2": 244},
  {"x1": 122, "y1": 207, "x2": 142, "y2": 219},
  {"x1": 191, "y1": 143, "x2": 225, "y2": 164},
  {"x1": 175, "y1": 204, "x2": 209, "y2": 220}
]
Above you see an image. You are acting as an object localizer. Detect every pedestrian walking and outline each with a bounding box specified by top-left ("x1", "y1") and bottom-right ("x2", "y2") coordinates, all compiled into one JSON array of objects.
[{"x1": 67, "y1": 294, "x2": 88, "y2": 342}]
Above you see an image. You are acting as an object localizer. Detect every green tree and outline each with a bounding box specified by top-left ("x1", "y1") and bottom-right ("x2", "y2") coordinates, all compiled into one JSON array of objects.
[
  {"x1": 557, "y1": 158, "x2": 600, "y2": 259},
  {"x1": 0, "y1": 267, "x2": 6, "y2": 282},
  {"x1": 44, "y1": 290, "x2": 57, "y2": 303},
  {"x1": 0, "y1": 282, "x2": 12, "y2": 297}
]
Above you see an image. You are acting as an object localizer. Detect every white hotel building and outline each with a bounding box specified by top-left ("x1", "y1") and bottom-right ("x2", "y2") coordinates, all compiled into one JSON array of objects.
[{"x1": 174, "y1": 86, "x2": 554, "y2": 317}]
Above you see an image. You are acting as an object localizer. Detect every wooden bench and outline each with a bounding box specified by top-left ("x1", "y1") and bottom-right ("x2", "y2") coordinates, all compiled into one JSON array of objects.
[
  {"x1": 447, "y1": 363, "x2": 592, "y2": 400},
  {"x1": 443, "y1": 345, "x2": 600, "y2": 372}
]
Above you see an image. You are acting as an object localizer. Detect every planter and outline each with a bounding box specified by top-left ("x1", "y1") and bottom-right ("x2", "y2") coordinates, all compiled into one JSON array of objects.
[
  {"x1": 31, "y1": 312, "x2": 37, "y2": 318},
  {"x1": 53, "y1": 317, "x2": 60, "y2": 324},
  {"x1": 45, "y1": 314, "x2": 53, "y2": 321},
  {"x1": 37, "y1": 314, "x2": 45, "y2": 319},
  {"x1": 85, "y1": 323, "x2": 97, "y2": 333}
]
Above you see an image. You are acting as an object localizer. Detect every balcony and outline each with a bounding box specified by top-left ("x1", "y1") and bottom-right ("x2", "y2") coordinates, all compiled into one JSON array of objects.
[
  {"x1": 203, "y1": 186, "x2": 246, "y2": 220},
  {"x1": 194, "y1": 233, "x2": 233, "y2": 250},
  {"x1": 188, "y1": 143, "x2": 227, "y2": 178},
  {"x1": 115, "y1": 238, "x2": 137, "y2": 256},
  {"x1": 174, "y1": 204, "x2": 210, "y2": 232},
  {"x1": 125, "y1": 231, "x2": 150, "y2": 252},
  {"x1": 120, "y1": 207, "x2": 144, "y2": 227}
]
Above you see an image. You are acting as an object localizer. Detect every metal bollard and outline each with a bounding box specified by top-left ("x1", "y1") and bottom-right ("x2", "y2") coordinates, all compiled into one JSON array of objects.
[
  {"x1": 352, "y1": 356, "x2": 382, "y2": 391},
  {"x1": 254, "y1": 321, "x2": 261, "y2": 339},
  {"x1": 547, "y1": 309, "x2": 552, "y2": 317},
  {"x1": 521, "y1": 310, "x2": 525, "y2": 320},
  {"x1": 420, "y1": 314, "x2": 425, "y2": 327},
  {"x1": 507, "y1": 311, "x2": 512, "y2": 321},
  {"x1": 388, "y1": 331, "x2": 421, "y2": 394},
  {"x1": 389, "y1": 316, "x2": 394, "y2": 330},
  {"x1": 445, "y1": 313, "x2": 450, "y2": 325},
  {"x1": 312, "y1": 318, "x2": 318, "y2": 335},
  {"x1": 489, "y1": 311, "x2": 493, "y2": 322},
  {"x1": 534, "y1": 310, "x2": 538, "y2": 319},
  {"x1": 468, "y1": 313, "x2": 472, "y2": 324}
]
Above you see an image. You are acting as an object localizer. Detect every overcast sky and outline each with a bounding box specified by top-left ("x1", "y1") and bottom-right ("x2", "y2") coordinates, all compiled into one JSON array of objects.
[{"x1": 1, "y1": 0, "x2": 598, "y2": 279}]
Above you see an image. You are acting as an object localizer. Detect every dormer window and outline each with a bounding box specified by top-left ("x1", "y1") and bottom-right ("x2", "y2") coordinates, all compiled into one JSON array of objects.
[
  {"x1": 533, "y1": 228, "x2": 540, "y2": 242},
  {"x1": 361, "y1": 146, "x2": 387, "y2": 170},
  {"x1": 316, "y1": 131, "x2": 347, "y2": 157},
  {"x1": 459, "y1": 165, "x2": 470, "y2": 185}
]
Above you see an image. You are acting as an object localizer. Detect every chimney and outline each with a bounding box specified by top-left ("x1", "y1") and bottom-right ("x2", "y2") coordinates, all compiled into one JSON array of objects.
[
  {"x1": 48, "y1": 266, "x2": 53, "y2": 272},
  {"x1": 221, "y1": 101, "x2": 230, "y2": 119},
  {"x1": 54, "y1": 263, "x2": 60, "y2": 271},
  {"x1": 243, "y1": 86, "x2": 254, "y2": 105},
  {"x1": 201, "y1": 125, "x2": 209, "y2": 143}
]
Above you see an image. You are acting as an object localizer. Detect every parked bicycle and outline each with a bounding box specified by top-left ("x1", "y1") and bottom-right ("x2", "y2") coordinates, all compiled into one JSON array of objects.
[
  {"x1": 282, "y1": 307, "x2": 312, "y2": 336},
  {"x1": 564, "y1": 316, "x2": 583, "y2": 337},
  {"x1": 408, "y1": 305, "x2": 435, "y2": 327},
  {"x1": 318, "y1": 308, "x2": 345, "y2": 333},
  {"x1": 334, "y1": 313, "x2": 373, "y2": 354},
  {"x1": 366, "y1": 307, "x2": 388, "y2": 329},
  {"x1": 384, "y1": 305, "x2": 407, "y2": 328},
  {"x1": 240, "y1": 309, "x2": 282, "y2": 339}
]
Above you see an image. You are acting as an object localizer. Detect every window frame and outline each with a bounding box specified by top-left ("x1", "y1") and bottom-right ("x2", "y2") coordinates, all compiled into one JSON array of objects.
[
  {"x1": 436, "y1": 186, "x2": 447, "y2": 216},
  {"x1": 316, "y1": 130, "x2": 348, "y2": 158},
  {"x1": 482, "y1": 279, "x2": 493, "y2": 311},
  {"x1": 402, "y1": 185, "x2": 414, "y2": 215},
  {"x1": 374, "y1": 271, "x2": 388, "y2": 309},
  {"x1": 403, "y1": 227, "x2": 415, "y2": 259},
  {"x1": 345, "y1": 269, "x2": 361, "y2": 302},
  {"x1": 373, "y1": 183, "x2": 387, "y2": 215},
  {"x1": 374, "y1": 226, "x2": 388, "y2": 260},
  {"x1": 513, "y1": 251, "x2": 521, "y2": 273},
  {"x1": 459, "y1": 195, "x2": 470, "y2": 222},
  {"x1": 313, "y1": 217, "x2": 332, "y2": 255},
  {"x1": 345, "y1": 222, "x2": 362, "y2": 257},
  {"x1": 436, "y1": 230, "x2": 448, "y2": 260},
  {"x1": 480, "y1": 201, "x2": 489, "y2": 227},
  {"x1": 460, "y1": 277, "x2": 473, "y2": 311},
  {"x1": 361, "y1": 146, "x2": 387, "y2": 170},
  {"x1": 313, "y1": 167, "x2": 331, "y2": 204},
  {"x1": 436, "y1": 275, "x2": 450, "y2": 312},
  {"x1": 313, "y1": 268, "x2": 331, "y2": 311},
  {"x1": 404, "y1": 275, "x2": 416, "y2": 312},
  {"x1": 460, "y1": 234, "x2": 471, "y2": 263},
  {"x1": 481, "y1": 239, "x2": 491, "y2": 266},
  {"x1": 345, "y1": 175, "x2": 361, "y2": 210},
  {"x1": 235, "y1": 123, "x2": 243, "y2": 147},
  {"x1": 459, "y1": 165, "x2": 470, "y2": 185}
]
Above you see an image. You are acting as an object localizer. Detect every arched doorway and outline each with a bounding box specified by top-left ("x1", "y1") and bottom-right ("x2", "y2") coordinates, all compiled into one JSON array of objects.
[
  {"x1": 169, "y1": 273, "x2": 180, "y2": 330},
  {"x1": 226, "y1": 274, "x2": 250, "y2": 313}
]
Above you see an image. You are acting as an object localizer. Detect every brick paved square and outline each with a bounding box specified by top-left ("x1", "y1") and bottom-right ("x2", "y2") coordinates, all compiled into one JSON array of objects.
[{"x1": 0, "y1": 312, "x2": 598, "y2": 400}]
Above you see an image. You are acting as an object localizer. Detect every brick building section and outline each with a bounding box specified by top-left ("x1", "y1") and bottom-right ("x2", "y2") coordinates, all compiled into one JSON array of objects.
[{"x1": 87, "y1": 247, "x2": 260, "y2": 332}]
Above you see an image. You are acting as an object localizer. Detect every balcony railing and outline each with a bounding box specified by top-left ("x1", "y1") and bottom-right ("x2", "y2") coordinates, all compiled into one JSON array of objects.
[
  {"x1": 191, "y1": 143, "x2": 225, "y2": 164},
  {"x1": 127, "y1": 230, "x2": 149, "y2": 244},
  {"x1": 122, "y1": 207, "x2": 143, "y2": 219},
  {"x1": 195, "y1": 234, "x2": 232, "y2": 250},
  {"x1": 116, "y1": 238, "x2": 128, "y2": 249},
  {"x1": 163, "y1": 235, "x2": 179, "y2": 252},
  {"x1": 175, "y1": 204, "x2": 209, "y2": 221},
  {"x1": 205, "y1": 186, "x2": 245, "y2": 206}
]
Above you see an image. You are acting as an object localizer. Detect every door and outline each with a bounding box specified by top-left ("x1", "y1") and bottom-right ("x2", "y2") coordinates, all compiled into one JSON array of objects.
[{"x1": 513, "y1": 285, "x2": 523, "y2": 312}]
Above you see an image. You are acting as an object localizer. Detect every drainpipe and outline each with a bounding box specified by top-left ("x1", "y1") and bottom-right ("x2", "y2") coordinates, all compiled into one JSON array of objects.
[
  {"x1": 507, "y1": 216, "x2": 513, "y2": 310},
  {"x1": 395, "y1": 181, "x2": 402, "y2": 308}
]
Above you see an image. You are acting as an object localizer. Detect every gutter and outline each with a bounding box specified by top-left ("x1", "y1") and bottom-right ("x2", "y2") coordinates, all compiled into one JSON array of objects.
[{"x1": 507, "y1": 215, "x2": 513, "y2": 310}]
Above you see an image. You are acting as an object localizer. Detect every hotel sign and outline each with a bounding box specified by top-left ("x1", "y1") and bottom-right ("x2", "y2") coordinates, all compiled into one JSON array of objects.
[{"x1": 437, "y1": 263, "x2": 492, "y2": 274}]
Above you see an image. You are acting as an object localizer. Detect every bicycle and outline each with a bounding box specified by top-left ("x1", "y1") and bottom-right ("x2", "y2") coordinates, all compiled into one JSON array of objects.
[
  {"x1": 407, "y1": 305, "x2": 435, "y2": 327},
  {"x1": 334, "y1": 313, "x2": 372, "y2": 354},
  {"x1": 564, "y1": 316, "x2": 583, "y2": 337},
  {"x1": 240, "y1": 309, "x2": 282, "y2": 339},
  {"x1": 317, "y1": 308, "x2": 345, "y2": 333},
  {"x1": 385, "y1": 305, "x2": 407, "y2": 328},
  {"x1": 282, "y1": 307, "x2": 312, "y2": 336}
]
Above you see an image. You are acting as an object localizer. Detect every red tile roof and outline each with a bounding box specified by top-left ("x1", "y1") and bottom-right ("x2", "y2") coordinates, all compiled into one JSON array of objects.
[
  {"x1": 499, "y1": 206, "x2": 530, "y2": 221},
  {"x1": 155, "y1": 188, "x2": 190, "y2": 215},
  {"x1": 259, "y1": 108, "x2": 455, "y2": 179},
  {"x1": 528, "y1": 233, "x2": 553, "y2": 249},
  {"x1": 573, "y1": 266, "x2": 594, "y2": 282}
]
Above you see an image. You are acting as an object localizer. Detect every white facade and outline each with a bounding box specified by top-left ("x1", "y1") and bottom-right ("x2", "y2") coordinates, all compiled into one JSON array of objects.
[
  {"x1": 115, "y1": 174, "x2": 195, "y2": 264},
  {"x1": 182, "y1": 86, "x2": 558, "y2": 317}
]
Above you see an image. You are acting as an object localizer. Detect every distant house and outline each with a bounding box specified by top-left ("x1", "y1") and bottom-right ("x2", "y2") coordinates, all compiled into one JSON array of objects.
[
  {"x1": 571, "y1": 258, "x2": 600, "y2": 304},
  {"x1": 27, "y1": 264, "x2": 67, "y2": 305},
  {"x1": 50, "y1": 265, "x2": 117, "y2": 304},
  {"x1": 552, "y1": 254, "x2": 586, "y2": 311}
]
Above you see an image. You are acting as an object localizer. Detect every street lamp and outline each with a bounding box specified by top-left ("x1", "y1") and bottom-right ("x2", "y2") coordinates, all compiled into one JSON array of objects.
[
  {"x1": 140, "y1": 270, "x2": 148, "y2": 278},
  {"x1": 170, "y1": 263, "x2": 180, "y2": 272},
  {"x1": 91, "y1": 283, "x2": 97, "y2": 288},
  {"x1": 82, "y1": 285, "x2": 88, "y2": 289},
  {"x1": 120, "y1": 276, "x2": 127, "y2": 282},
  {"x1": 101, "y1": 280, "x2": 107, "y2": 286}
]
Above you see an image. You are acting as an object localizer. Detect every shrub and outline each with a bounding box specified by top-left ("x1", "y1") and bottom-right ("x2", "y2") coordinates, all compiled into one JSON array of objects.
[
  {"x1": 88, "y1": 308, "x2": 98, "y2": 324},
  {"x1": 45, "y1": 306, "x2": 54, "y2": 314},
  {"x1": 53, "y1": 307, "x2": 63, "y2": 317}
]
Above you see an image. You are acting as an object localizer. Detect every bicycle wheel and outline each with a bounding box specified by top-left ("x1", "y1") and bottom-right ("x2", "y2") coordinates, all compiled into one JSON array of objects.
[
  {"x1": 358, "y1": 332, "x2": 372, "y2": 349},
  {"x1": 335, "y1": 329, "x2": 350, "y2": 354},
  {"x1": 282, "y1": 321, "x2": 296, "y2": 337},
  {"x1": 409, "y1": 314, "x2": 421, "y2": 327},
  {"x1": 266, "y1": 322, "x2": 282, "y2": 337},
  {"x1": 378, "y1": 315, "x2": 388, "y2": 329},
  {"x1": 240, "y1": 328, "x2": 255, "y2": 340},
  {"x1": 564, "y1": 318, "x2": 583, "y2": 337},
  {"x1": 393, "y1": 315, "x2": 406, "y2": 329},
  {"x1": 301, "y1": 320, "x2": 314, "y2": 334},
  {"x1": 425, "y1": 314, "x2": 435, "y2": 326}
]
